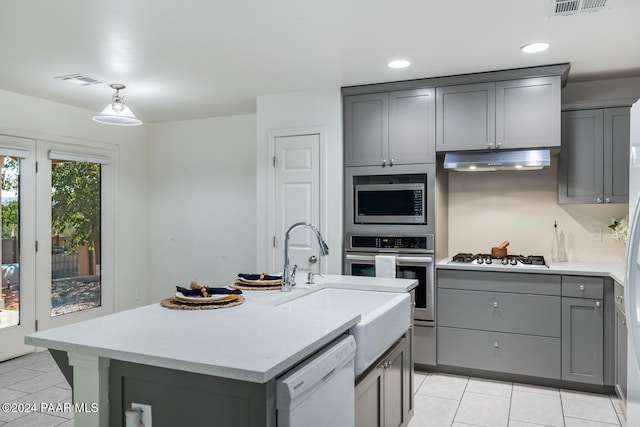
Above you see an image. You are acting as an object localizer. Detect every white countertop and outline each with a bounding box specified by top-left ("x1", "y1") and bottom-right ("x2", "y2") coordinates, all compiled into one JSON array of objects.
[
  {"x1": 437, "y1": 259, "x2": 625, "y2": 285},
  {"x1": 25, "y1": 275, "x2": 417, "y2": 384}
]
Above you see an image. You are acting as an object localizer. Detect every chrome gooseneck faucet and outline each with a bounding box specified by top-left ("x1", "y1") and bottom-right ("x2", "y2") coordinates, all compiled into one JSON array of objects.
[{"x1": 282, "y1": 222, "x2": 329, "y2": 292}]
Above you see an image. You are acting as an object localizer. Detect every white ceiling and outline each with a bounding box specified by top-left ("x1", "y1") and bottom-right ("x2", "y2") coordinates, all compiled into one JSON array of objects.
[{"x1": 1, "y1": 0, "x2": 639, "y2": 124}]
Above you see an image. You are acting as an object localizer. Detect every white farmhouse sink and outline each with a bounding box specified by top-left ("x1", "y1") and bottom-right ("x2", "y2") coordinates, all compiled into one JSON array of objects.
[{"x1": 277, "y1": 287, "x2": 411, "y2": 376}]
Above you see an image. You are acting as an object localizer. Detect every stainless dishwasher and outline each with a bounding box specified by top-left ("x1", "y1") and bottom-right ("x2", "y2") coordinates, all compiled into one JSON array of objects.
[{"x1": 276, "y1": 335, "x2": 356, "y2": 427}]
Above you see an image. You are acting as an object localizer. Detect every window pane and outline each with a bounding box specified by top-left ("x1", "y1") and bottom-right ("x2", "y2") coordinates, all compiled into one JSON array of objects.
[
  {"x1": 51, "y1": 160, "x2": 101, "y2": 316},
  {"x1": 1, "y1": 156, "x2": 20, "y2": 328}
]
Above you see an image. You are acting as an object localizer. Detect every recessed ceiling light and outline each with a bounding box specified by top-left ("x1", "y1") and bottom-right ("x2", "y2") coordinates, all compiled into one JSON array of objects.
[
  {"x1": 388, "y1": 59, "x2": 411, "y2": 69},
  {"x1": 520, "y1": 42, "x2": 550, "y2": 53}
]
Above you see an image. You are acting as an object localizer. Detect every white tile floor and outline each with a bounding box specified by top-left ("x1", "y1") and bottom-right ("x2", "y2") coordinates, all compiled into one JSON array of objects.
[
  {"x1": 0, "y1": 352, "x2": 628, "y2": 427},
  {"x1": 0, "y1": 351, "x2": 72, "y2": 426},
  {"x1": 411, "y1": 371, "x2": 627, "y2": 427}
]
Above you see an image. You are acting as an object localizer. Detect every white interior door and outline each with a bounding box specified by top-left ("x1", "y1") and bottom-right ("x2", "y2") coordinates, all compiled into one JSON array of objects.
[
  {"x1": 35, "y1": 141, "x2": 115, "y2": 331},
  {"x1": 273, "y1": 134, "x2": 321, "y2": 277},
  {"x1": 0, "y1": 135, "x2": 37, "y2": 361}
]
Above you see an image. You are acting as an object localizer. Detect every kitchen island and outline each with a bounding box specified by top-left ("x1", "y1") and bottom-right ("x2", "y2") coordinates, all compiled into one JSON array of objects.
[{"x1": 25, "y1": 275, "x2": 417, "y2": 427}]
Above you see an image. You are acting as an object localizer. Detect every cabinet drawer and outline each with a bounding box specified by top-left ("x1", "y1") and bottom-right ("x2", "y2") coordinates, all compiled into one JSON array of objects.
[
  {"x1": 437, "y1": 326, "x2": 561, "y2": 379},
  {"x1": 438, "y1": 289, "x2": 560, "y2": 337},
  {"x1": 615, "y1": 281, "x2": 625, "y2": 313},
  {"x1": 562, "y1": 276, "x2": 604, "y2": 299},
  {"x1": 438, "y1": 269, "x2": 560, "y2": 295}
]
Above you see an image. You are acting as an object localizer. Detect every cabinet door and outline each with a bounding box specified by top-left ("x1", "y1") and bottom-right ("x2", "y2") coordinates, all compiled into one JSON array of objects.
[
  {"x1": 558, "y1": 109, "x2": 605, "y2": 204},
  {"x1": 355, "y1": 364, "x2": 384, "y2": 427},
  {"x1": 435, "y1": 82, "x2": 496, "y2": 152},
  {"x1": 383, "y1": 338, "x2": 407, "y2": 427},
  {"x1": 388, "y1": 88, "x2": 435, "y2": 164},
  {"x1": 615, "y1": 305, "x2": 627, "y2": 400},
  {"x1": 562, "y1": 297, "x2": 604, "y2": 384},
  {"x1": 344, "y1": 93, "x2": 389, "y2": 167},
  {"x1": 496, "y1": 76, "x2": 561, "y2": 149},
  {"x1": 604, "y1": 107, "x2": 631, "y2": 203}
]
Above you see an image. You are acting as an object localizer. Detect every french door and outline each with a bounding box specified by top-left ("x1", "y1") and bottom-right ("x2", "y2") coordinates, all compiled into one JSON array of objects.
[{"x1": 0, "y1": 137, "x2": 114, "y2": 361}]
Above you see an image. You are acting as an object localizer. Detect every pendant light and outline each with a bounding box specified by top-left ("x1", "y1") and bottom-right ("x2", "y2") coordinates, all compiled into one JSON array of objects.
[{"x1": 92, "y1": 84, "x2": 142, "y2": 126}]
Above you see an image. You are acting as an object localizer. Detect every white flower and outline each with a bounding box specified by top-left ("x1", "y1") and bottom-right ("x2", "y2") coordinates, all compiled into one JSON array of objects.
[{"x1": 609, "y1": 216, "x2": 629, "y2": 243}]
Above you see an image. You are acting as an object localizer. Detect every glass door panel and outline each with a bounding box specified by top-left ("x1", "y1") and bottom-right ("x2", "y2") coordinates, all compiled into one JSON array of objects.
[
  {"x1": 36, "y1": 142, "x2": 113, "y2": 331},
  {"x1": 50, "y1": 160, "x2": 102, "y2": 316},
  {"x1": 0, "y1": 136, "x2": 36, "y2": 361}
]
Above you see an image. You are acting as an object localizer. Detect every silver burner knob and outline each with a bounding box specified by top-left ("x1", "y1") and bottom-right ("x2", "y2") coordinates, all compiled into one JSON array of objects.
[
  {"x1": 501, "y1": 258, "x2": 509, "y2": 265},
  {"x1": 510, "y1": 258, "x2": 518, "y2": 265},
  {"x1": 485, "y1": 258, "x2": 492, "y2": 264},
  {"x1": 477, "y1": 257, "x2": 484, "y2": 264}
]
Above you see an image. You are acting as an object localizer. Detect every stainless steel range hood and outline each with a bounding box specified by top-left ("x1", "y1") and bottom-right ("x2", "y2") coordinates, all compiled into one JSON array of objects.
[{"x1": 443, "y1": 149, "x2": 551, "y2": 172}]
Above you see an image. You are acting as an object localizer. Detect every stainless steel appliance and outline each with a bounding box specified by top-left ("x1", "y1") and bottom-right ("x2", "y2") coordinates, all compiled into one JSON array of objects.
[
  {"x1": 449, "y1": 253, "x2": 549, "y2": 269},
  {"x1": 354, "y1": 182, "x2": 425, "y2": 224},
  {"x1": 344, "y1": 234, "x2": 435, "y2": 326},
  {"x1": 344, "y1": 164, "x2": 435, "y2": 237}
]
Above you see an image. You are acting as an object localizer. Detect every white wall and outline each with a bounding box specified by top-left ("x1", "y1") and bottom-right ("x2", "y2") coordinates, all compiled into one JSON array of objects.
[
  {"x1": 256, "y1": 89, "x2": 343, "y2": 274},
  {"x1": 0, "y1": 89, "x2": 150, "y2": 312},
  {"x1": 148, "y1": 114, "x2": 257, "y2": 302}
]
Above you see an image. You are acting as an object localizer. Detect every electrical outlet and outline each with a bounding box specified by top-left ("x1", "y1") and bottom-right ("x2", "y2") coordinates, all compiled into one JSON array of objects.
[
  {"x1": 131, "y1": 403, "x2": 152, "y2": 427},
  {"x1": 590, "y1": 225, "x2": 603, "y2": 242}
]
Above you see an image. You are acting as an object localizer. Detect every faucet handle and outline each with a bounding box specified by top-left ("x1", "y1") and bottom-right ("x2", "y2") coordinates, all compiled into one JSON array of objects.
[{"x1": 290, "y1": 264, "x2": 298, "y2": 284}]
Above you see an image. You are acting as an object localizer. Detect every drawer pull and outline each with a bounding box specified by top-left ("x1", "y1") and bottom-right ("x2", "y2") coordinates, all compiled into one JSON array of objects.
[
  {"x1": 596, "y1": 301, "x2": 601, "y2": 308},
  {"x1": 623, "y1": 320, "x2": 627, "y2": 326},
  {"x1": 493, "y1": 302, "x2": 499, "y2": 308},
  {"x1": 617, "y1": 295, "x2": 623, "y2": 300},
  {"x1": 493, "y1": 341, "x2": 499, "y2": 348},
  {"x1": 579, "y1": 285, "x2": 585, "y2": 291}
]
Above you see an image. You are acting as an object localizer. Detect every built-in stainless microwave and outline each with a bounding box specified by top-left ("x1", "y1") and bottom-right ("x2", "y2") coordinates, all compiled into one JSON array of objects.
[{"x1": 354, "y1": 183, "x2": 425, "y2": 224}]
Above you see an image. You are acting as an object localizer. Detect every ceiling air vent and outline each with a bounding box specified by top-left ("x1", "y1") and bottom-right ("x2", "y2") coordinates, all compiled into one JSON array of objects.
[
  {"x1": 551, "y1": 0, "x2": 610, "y2": 16},
  {"x1": 54, "y1": 73, "x2": 103, "y2": 86}
]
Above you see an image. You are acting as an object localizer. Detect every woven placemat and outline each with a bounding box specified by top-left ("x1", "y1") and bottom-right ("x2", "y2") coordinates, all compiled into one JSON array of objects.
[{"x1": 160, "y1": 295, "x2": 245, "y2": 310}]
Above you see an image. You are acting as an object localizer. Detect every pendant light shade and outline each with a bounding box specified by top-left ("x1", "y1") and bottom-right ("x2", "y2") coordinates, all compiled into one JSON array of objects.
[{"x1": 93, "y1": 84, "x2": 142, "y2": 126}]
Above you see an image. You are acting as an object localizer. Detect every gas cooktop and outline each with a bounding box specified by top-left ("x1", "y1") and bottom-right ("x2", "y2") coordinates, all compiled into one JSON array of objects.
[{"x1": 450, "y1": 253, "x2": 549, "y2": 268}]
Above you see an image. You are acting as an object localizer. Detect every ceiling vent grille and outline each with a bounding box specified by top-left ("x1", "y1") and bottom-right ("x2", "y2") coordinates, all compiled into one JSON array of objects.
[
  {"x1": 551, "y1": 0, "x2": 610, "y2": 15},
  {"x1": 54, "y1": 74, "x2": 103, "y2": 86}
]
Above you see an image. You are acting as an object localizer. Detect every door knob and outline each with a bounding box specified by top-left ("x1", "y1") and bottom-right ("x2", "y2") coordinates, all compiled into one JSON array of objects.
[{"x1": 309, "y1": 255, "x2": 318, "y2": 264}]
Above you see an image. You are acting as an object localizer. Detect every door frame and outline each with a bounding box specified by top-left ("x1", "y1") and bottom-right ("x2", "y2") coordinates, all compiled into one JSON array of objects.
[
  {"x1": 266, "y1": 127, "x2": 328, "y2": 274},
  {"x1": 35, "y1": 139, "x2": 116, "y2": 331},
  {"x1": 0, "y1": 134, "x2": 37, "y2": 361}
]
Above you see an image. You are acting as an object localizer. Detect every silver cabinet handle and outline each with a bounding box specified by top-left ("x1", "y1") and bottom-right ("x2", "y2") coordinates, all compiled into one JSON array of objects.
[
  {"x1": 605, "y1": 197, "x2": 612, "y2": 203},
  {"x1": 309, "y1": 255, "x2": 317, "y2": 264},
  {"x1": 596, "y1": 301, "x2": 601, "y2": 307},
  {"x1": 579, "y1": 285, "x2": 585, "y2": 291},
  {"x1": 382, "y1": 159, "x2": 387, "y2": 167},
  {"x1": 493, "y1": 302, "x2": 499, "y2": 308},
  {"x1": 488, "y1": 143, "x2": 495, "y2": 149},
  {"x1": 617, "y1": 295, "x2": 623, "y2": 300},
  {"x1": 493, "y1": 341, "x2": 499, "y2": 348},
  {"x1": 496, "y1": 142, "x2": 502, "y2": 148},
  {"x1": 623, "y1": 320, "x2": 627, "y2": 326},
  {"x1": 389, "y1": 158, "x2": 394, "y2": 167},
  {"x1": 597, "y1": 197, "x2": 603, "y2": 203}
]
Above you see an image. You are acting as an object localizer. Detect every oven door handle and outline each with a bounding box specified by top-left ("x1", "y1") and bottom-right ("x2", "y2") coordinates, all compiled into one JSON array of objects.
[
  {"x1": 396, "y1": 256, "x2": 433, "y2": 265},
  {"x1": 345, "y1": 254, "x2": 377, "y2": 262}
]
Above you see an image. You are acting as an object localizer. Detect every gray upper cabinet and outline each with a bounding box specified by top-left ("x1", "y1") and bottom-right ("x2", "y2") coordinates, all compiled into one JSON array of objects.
[
  {"x1": 558, "y1": 107, "x2": 630, "y2": 204},
  {"x1": 436, "y1": 76, "x2": 561, "y2": 152},
  {"x1": 436, "y1": 82, "x2": 495, "y2": 152},
  {"x1": 344, "y1": 89, "x2": 435, "y2": 167}
]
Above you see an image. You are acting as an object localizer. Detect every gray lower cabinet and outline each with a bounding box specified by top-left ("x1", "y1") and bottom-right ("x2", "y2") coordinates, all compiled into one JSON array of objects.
[
  {"x1": 437, "y1": 270, "x2": 562, "y2": 379},
  {"x1": 561, "y1": 297, "x2": 604, "y2": 384},
  {"x1": 356, "y1": 333, "x2": 412, "y2": 427},
  {"x1": 558, "y1": 106, "x2": 630, "y2": 204},
  {"x1": 615, "y1": 282, "x2": 627, "y2": 400},
  {"x1": 435, "y1": 76, "x2": 561, "y2": 152},
  {"x1": 344, "y1": 88, "x2": 435, "y2": 167},
  {"x1": 437, "y1": 270, "x2": 614, "y2": 386}
]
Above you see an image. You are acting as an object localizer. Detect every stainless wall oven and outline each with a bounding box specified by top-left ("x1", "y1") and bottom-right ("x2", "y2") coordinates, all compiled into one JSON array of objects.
[{"x1": 344, "y1": 234, "x2": 435, "y2": 326}]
